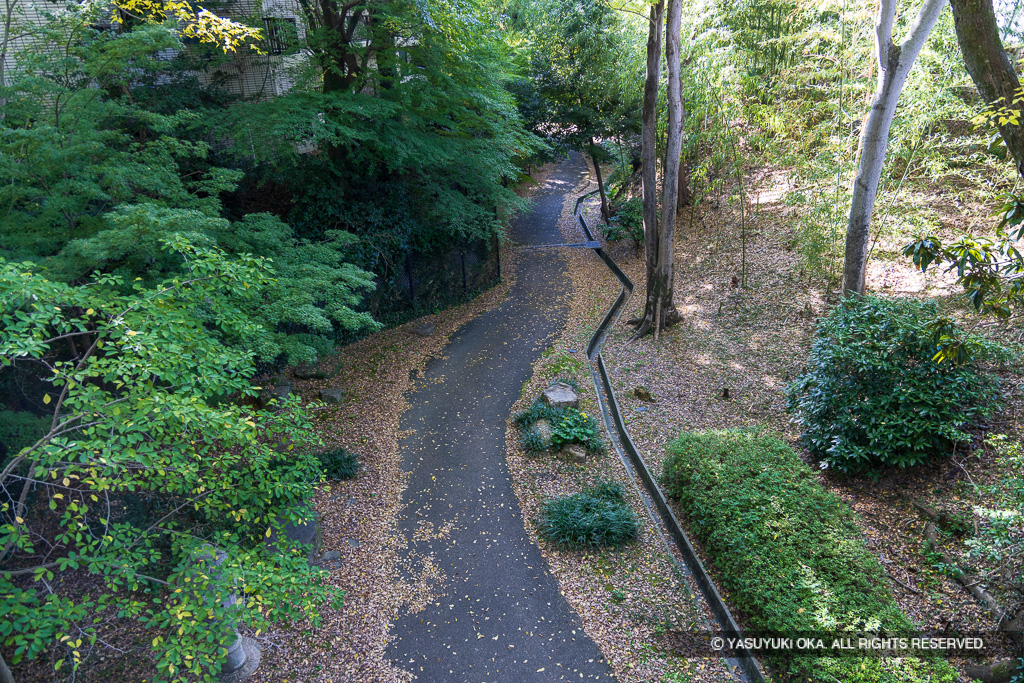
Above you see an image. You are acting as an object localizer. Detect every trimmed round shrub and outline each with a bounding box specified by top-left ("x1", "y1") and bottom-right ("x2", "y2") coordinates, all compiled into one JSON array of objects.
[
  {"x1": 786, "y1": 296, "x2": 1001, "y2": 474},
  {"x1": 317, "y1": 447, "x2": 361, "y2": 480},
  {"x1": 538, "y1": 481, "x2": 639, "y2": 548}
]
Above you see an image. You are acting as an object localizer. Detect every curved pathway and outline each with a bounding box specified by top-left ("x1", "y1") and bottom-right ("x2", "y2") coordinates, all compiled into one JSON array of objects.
[{"x1": 387, "y1": 154, "x2": 615, "y2": 682}]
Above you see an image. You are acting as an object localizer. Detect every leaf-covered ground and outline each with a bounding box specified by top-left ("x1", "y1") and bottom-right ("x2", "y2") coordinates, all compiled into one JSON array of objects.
[
  {"x1": 596, "y1": 166, "x2": 1023, "y2": 680},
  {"x1": 501, "y1": 159, "x2": 737, "y2": 683},
  {"x1": 249, "y1": 256, "x2": 521, "y2": 682}
]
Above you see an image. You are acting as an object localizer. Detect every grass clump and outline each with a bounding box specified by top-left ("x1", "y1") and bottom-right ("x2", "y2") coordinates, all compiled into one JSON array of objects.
[
  {"x1": 662, "y1": 429, "x2": 958, "y2": 682},
  {"x1": 317, "y1": 447, "x2": 361, "y2": 480},
  {"x1": 538, "y1": 480, "x2": 639, "y2": 548},
  {"x1": 520, "y1": 426, "x2": 548, "y2": 453},
  {"x1": 787, "y1": 295, "x2": 1002, "y2": 475},
  {"x1": 514, "y1": 397, "x2": 606, "y2": 454}
]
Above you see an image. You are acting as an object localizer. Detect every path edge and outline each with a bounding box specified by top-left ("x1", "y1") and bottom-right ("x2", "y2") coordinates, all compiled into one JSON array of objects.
[{"x1": 574, "y1": 191, "x2": 768, "y2": 683}]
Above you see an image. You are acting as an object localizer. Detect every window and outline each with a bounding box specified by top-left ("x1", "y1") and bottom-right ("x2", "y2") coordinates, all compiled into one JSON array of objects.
[{"x1": 263, "y1": 17, "x2": 296, "y2": 56}]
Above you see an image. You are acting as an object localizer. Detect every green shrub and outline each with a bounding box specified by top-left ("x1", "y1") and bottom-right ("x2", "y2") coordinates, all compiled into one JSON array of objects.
[
  {"x1": 787, "y1": 296, "x2": 1001, "y2": 474},
  {"x1": 514, "y1": 398, "x2": 605, "y2": 454},
  {"x1": 604, "y1": 196, "x2": 643, "y2": 245},
  {"x1": 317, "y1": 448, "x2": 361, "y2": 480},
  {"x1": 662, "y1": 430, "x2": 957, "y2": 682},
  {"x1": 538, "y1": 481, "x2": 639, "y2": 548},
  {"x1": 551, "y1": 408, "x2": 604, "y2": 453},
  {"x1": 0, "y1": 410, "x2": 50, "y2": 460},
  {"x1": 513, "y1": 397, "x2": 565, "y2": 430}
]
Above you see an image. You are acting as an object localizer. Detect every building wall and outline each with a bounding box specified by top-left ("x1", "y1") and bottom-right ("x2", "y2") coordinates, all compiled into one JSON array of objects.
[{"x1": 1, "y1": 0, "x2": 310, "y2": 99}]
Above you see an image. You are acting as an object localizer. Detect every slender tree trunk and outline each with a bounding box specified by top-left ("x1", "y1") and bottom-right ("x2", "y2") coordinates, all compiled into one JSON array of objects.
[
  {"x1": 632, "y1": 0, "x2": 663, "y2": 338},
  {"x1": 589, "y1": 137, "x2": 610, "y2": 223},
  {"x1": 0, "y1": 0, "x2": 19, "y2": 120},
  {"x1": 677, "y1": 160, "x2": 692, "y2": 209},
  {"x1": 0, "y1": 651, "x2": 13, "y2": 683},
  {"x1": 842, "y1": 0, "x2": 947, "y2": 296},
  {"x1": 633, "y1": 0, "x2": 684, "y2": 338},
  {"x1": 659, "y1": 0, "x2": 683, "y2": 313},
  {"x1": 949, "y1": 0, "x2": 1024, "y2": 178}
]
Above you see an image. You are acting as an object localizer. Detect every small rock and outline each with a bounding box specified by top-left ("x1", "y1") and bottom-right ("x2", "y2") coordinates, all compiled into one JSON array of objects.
[
  {"x1": 294, "y1": 364, "x2": 324, "y2": 380},
  {"x1": 319, "y1": 550, "x2": 341, "y2": 562},
  {"x1": 541, "y1": 382, "x2": 579, "y2": 409},
  {"x1": 636, "y1": 406, "x2": 647, "y2": 413},
  {"x1": 533, "y1": 419, "x2": 554, "y2": 448},
  {"x1": 559, "y1": 444, "x2": 588, "y2": 463},
  {"x1": 257, "y1": 381, "x2": 292, "y2": 408},
  {"x1": 265, "y1": 508, "x2": 321, "y2": 563},
  {"x1": 633, "y1": 386, "x2": 655, "y2": 402},
  {"x1": 347, "y1": 539, "x2": 361, "y2": 548},
  {"x1": 411, "y1": 323, "x2": 436, "y2": 337},
  {"x1": 319, "y1": 387, "x2": 346, "y2": 404},
  {"x1": 272, "y1": 436, "x2": 295, "y2": 454}
]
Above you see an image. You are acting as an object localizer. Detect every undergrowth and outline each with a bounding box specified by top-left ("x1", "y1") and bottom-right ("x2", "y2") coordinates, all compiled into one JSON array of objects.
[
  {"x1": 317, "y1": 447, "x2": 362, "y2": 480},
  {"x1": 662, "y1": 429, "x2": 958, "y2": 682},
  {"x1": 538, "y1": 481, "x2": 640, "y2": 549}
]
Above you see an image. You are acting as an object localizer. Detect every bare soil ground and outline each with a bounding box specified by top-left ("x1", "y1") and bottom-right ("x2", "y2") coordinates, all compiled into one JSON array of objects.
[{"x1": 594, "y1": 166, "x2": 1024, "y2": 681}]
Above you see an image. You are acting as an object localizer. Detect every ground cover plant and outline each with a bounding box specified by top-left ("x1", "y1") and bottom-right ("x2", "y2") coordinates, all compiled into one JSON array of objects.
[
  {"x1": 537, "y1": 481, "x2": 640, "y2": 549},
  {"x1": 662, "y1": 429, "x2": 958, "y2": 682},
  {"x1": 786, "y1": 295, "x2": 1004, "y2": 475},
  {"x1": 316, "y1": 447, "x2": 362, "y2": 481},
  {"x1": 514, "y1": 393, "x2": 606, "y2": 454}
]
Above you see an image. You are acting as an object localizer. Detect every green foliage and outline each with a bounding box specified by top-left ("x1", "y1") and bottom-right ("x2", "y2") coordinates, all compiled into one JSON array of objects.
[
  {"x1": 0, "y1": 411, "x2": 50, "y2": 460},
  {"x1": 520, "y1": 426, "x2": 548, "y2": 453},
  {"x1": 662, "y1": 430, "x2": 958, "y2": 682},
  {"x1": 538, "y1": 481, "x2": 639, "y2": 549},
  {"x1": 47, "y1": 205, "x2": 378, "y2": 366},
  {"x1": 0, "y1": 241, "x2": 339, "y2": 682},
  {"x1": 317, "y1": 448, "x2": 361, "y2": 481},
  {"x1": 514, "y1": 399, "x2": 605, "y2": 454},
  {"x1": 551, "y1": 408, "x2": 604, "y2": 454},
  {"x1": 604, "y1": 196, "x2": 644, "y2": 246},
  {"x1": 0, "y1": 10, "x2": 239, "y2": 262},
  {"x1": 787, "y1": 296, "x2": 1002, "y2": 475},
  {"x1": 513, "y1": 397, "x2": 564, "y2": 431},
  {"x1": 963, "y1": 434, "x2": 1024, "y2": 598},
  {"x1": 0, "y1": 5, "x2": 377, "y2": 368},
  {"x1": 507, "y1": 0, "x2": 642, "y2": 153},
  {"x1": 905, "y1": 195, "x2": 1024, "y2": 361}
]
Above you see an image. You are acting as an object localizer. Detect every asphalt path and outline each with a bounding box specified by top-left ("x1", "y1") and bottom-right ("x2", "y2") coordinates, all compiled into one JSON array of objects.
[{"x1": 387, "y1": 153, "x2": 616, "y2": 682}]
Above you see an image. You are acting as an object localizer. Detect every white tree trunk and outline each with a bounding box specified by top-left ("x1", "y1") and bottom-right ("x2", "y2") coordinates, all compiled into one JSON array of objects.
[{"x1": 842, "y1": 0, "x2": 948, "y2": 296}]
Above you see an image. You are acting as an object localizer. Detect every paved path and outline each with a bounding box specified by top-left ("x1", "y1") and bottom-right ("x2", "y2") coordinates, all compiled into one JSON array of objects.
[{"x1": 387, "y1": 154, "x2": 615, "y2": 682}]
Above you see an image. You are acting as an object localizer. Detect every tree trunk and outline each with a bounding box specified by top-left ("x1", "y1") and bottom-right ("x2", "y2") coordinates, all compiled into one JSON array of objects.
[
  {"x1": 949, "y1": 0, "x2": 1024, "y2": 177},
  {"x1": 589, "y1": 138, "x2": 610, "y2": 223},
  {"x1": 658, "y1": 0, "x2": 683, "y2": 322},
  {"x1": 0, "y1": 0, "x2": 19, "y2": 121},
  {"x1": 842, "y1": 0, "x2": 947, "y2": 296},
  {"x1": 0, "y1": 651, "x2": 13, "y2": 683},
  {"x1": 677, "y1": 160, "x2": 692, "y2": 209},
  {"x1": 632, "y1": 0, "x2": 664, "y2": 339},
  {"x1": 633, "y1": 0, "x2": 684, "y2": 338}
]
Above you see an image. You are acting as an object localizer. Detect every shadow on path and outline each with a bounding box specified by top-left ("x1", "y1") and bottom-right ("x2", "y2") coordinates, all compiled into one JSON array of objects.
[{"x1": 387, "y1": 154, "x2": 615, "y2": 682}]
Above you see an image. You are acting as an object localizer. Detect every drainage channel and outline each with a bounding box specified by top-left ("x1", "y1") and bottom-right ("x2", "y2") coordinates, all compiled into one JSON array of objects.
[{"x1": 573, "y1": 190, "x2": 767, "y2": 683}]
